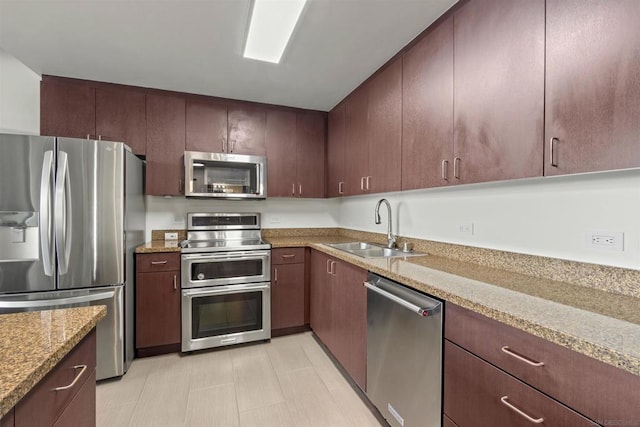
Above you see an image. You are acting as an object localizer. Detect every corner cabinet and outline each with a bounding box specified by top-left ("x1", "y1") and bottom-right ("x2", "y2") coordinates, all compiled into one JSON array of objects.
[
  {"x1": 544, "y1": 0, "x2": 640, "y2": 175},
  {"x1": 266, "y1": 110, "x2": 326, "y2": 198},
  {"x1": 444, "y1": 303, "x2": 640, "y2": 426},
  {"x1": 309, "y1": 250, "x2": 367, "y2": 389},
  {"x1": 135, "y1": 253, "x2": 181, "y2": 356}
]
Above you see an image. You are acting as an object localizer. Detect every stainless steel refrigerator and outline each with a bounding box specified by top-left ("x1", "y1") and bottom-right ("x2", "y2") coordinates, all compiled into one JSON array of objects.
[{"x1": 0, "y1": 133, "x2": 145, "y2": 380}]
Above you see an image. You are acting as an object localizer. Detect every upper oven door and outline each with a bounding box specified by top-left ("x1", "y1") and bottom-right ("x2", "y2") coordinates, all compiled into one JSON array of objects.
[
  {"x1": 184, "y1": 151, "x2": 266, "y2": 199},
  {"x1": 181, "y1": 250, "x2": 271, "y2": 288}
]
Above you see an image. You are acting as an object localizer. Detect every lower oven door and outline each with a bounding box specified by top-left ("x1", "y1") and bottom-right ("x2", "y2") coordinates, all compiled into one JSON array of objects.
[
  {"x1": 182, "y1": 251, "x2": 270, "y2": 288},
  {"x1": 182, "y1": 282, "x2": 271, "y2": 352}
]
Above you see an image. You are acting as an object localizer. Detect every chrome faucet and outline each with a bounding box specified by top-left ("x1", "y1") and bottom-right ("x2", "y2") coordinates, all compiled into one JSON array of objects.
[{"x1": 374, "y1": 198, "x2": 397, "y2": 249}]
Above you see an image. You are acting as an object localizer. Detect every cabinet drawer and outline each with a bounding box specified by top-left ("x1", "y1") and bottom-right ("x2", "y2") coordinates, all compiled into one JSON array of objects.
[
  {"x1": 15, "y1": 330, "x2": 96, "y2": 427},
  {"x1": 445, "y1": 303, "x2": 640, "y2": 423},
  {"x1": 136, "y1": 253, "x2": 180, "y2": 272},
  {"x1": 272, "y1": 248, "x2": 305, "y2": 265},
  {"x1": 444, "y1": 340, "x2": 596, "y2": 427}
]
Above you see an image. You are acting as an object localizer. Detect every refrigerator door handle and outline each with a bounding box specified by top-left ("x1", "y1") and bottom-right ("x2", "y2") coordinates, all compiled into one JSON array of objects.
[
  {"x1": 39, "y1": 150, "x2": 54, "y2": 276},
  {"x1": 0, "y1": 290, "x2": 115, "y2": 308},
  {"x1": 54, "y1": 151, "x2": 73, "y2": 275}
]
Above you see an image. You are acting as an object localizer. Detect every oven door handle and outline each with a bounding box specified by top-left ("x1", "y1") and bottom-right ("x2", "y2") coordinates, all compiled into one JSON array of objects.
[
  {"x1": 182, "y1": 283, "x2": 270, "y2": 297},
  {"x1": 182, "y1": 251, "x2": 271, "y2": 261}
]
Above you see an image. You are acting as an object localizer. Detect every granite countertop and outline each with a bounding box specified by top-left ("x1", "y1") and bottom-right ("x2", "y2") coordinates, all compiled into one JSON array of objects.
[
  {"x1": 267, "y1": 235, "x2": 640, "y2": 378},
  {"x1": 0, "y1": 306, "x2": 106, "y2": 418},
  {"x1": 135, "y1": 240, "x2": 182, "y2": 253}
]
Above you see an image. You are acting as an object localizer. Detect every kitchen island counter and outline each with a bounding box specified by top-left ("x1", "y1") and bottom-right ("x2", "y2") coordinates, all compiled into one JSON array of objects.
[{"x1": 0, "y1": 306, "x2": 106, "y2": 418}]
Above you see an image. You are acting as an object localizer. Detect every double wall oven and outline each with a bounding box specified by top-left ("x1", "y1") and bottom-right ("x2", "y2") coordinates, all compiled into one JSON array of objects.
[{"x1": 180, "y1": 213, "x2": 271, "y2": 352}]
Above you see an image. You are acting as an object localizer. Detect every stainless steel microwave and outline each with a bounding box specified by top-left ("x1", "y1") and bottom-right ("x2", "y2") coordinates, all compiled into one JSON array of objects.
[{"x1": 184, "y1": 151, "x2": 267, "y2": 199}]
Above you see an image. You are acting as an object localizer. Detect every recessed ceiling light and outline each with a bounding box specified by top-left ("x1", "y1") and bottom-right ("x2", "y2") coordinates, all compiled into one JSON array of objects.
[{"x1": 243, "y1": 0, "x2": 307, "y2": 64}]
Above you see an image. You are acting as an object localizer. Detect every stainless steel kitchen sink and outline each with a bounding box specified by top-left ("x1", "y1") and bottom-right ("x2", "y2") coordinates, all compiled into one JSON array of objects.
[{"x1": 325, "y1": 242, "x2": 425, "y2": 258}]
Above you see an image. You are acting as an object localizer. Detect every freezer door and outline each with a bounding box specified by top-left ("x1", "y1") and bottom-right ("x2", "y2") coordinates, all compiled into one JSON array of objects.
[
  {"x1": 56, "y1": 138, "x2": 125, "y2": 289},
  {"x1": 0, "y1": 134, "x2": 56, "y2": 293},
  {"x1": 0, "y1": 285, "x2": 125, "y2": 380}
]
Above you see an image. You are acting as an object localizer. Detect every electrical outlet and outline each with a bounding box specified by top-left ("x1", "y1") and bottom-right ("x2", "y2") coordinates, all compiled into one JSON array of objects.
[
  {"x1": 270, "y1": 216, "x2": 281, "y2": 224},
  {"x1": 586, "y1": 230, "x2": 624, "y2": 251},
  {"x1": 165, "y1": 232, "x2": 178, "y2": 241},
  {"x1": 173, "y1": 215, "x2": 184, "y2": 224},
  {"x1": 458, "y1": 223, "x2": 474, "y2": 235}
]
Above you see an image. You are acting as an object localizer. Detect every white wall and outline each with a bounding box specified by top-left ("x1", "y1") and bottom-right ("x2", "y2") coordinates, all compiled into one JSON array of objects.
[
  {"x1": 145, "y1": 196, "x2": 340, "y2": 240},
  {"x1": 0, "y1": 49, "x2": 40, "y2": 134},
  {"x1": 339, "y1": 169, "x2": 640, "y2": 269}
]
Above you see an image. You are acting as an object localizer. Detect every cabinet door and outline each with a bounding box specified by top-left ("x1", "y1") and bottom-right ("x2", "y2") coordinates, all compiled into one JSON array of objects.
[
  {"x1": 136, "y1": 271, "x2": 181, "y2": 348},
  {"x1": 327, "y1": 103, "x2": 346, "y2": 197},
  {"x1": 296, "y1": 111, "x2": 326, "y2": 198},
  {"x1": 186, "y1": 98, "x2": 228, "y2": 153},
  {"x1": 402, "y1": 16, "x2": 454, "y2": 190},
  {"x1": 40, "y1": 79, "x2": 95, "y2": 138},
  {"x1": 52, "y1": 370, "x2": 96, "y2": 427},
  {"x1": 330, "y1": 261, "x2": 350, "y2": 370},
  {"x1": 310, "y1": 250, "x2": 333, "y2": 348},
  {"x1": 146, "y1": 94, "x2": 185, "y2": 196},
  {"x1": 341, "y1": 261, "x2": 367, "y2": 390},
  {"x1": 1, "y1": 409, "x2": 14, "y2": 427},
  {"x1": 265, "y1": 109, "x2": 297, "y2": 197},
  {"x1": 368, "y1": 58, "x2": 402, "y2": 194},
  {"x1": 95, "y1": 87, "x2": 146, "y2": 155},
  {"x1": 344, "y1": 87, "x2": 369, "y2": 195},
  {"x1": 444, "y1": 341, "x2": 596, "y2": 427},
  {"x1": 271, "y1": 263, "x2": 305, "y2": 330},
  {"x1": 228, "y1": 106, "x2": 266, "y2": 155},
  {"x1": 545, "y1": 1, "x2": 640, "y2": 175},
  {"x1": 453, "y1": 0, "x2": 544, "y2": 184}
]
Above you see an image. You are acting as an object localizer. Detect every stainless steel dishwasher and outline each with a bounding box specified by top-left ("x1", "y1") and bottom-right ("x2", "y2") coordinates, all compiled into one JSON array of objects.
[{"x1": 365, "y1": 272, "x2": 443, "y2": 427}]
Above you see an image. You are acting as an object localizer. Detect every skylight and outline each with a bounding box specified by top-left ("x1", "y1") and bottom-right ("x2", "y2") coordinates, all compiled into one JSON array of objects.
[{"x1": 243, "y1": 0, "x2": 307, "y2": 64}]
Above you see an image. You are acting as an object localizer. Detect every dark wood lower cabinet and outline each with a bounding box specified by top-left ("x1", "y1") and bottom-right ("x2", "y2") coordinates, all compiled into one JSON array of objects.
[
  {"x1": 444, "y1": 340, "x2": 596, "y2": 427},
  {"x1": 271, "y1": 263, "x2": 305, "y2": 330},
  {"x1": 1, "y1": 408, "x2": 14, "y2": 426},
  {"x1": 13, "y1": 330, "x2": 96, "y2": 427},
  {"x1": 443, "y1": 414, "x2": 458, "y2": 427},
  {"x1": 309, "y1": 250, "x2": 367, "y2": 390},
  {"x1": 136, "y1": 269, "x2": 181, "y2": 353},
  {"x1": 52, "y1": 370, "x2": 96, "y2": 427}
]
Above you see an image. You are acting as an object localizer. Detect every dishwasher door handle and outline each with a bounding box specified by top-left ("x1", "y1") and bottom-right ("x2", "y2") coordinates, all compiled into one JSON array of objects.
[{"x1": 364, "y1": 281, "x2": 439, "y2": 317}]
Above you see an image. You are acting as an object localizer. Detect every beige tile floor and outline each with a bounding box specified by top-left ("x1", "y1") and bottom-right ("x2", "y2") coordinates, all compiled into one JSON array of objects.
[{"x1": 97, "y1": 332, "x2": 385, "y2": 427}]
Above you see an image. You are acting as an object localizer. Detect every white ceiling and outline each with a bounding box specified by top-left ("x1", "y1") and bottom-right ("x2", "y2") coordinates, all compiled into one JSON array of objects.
[{"x1": 0, "y1": 0, "x2": 457, "y2": 111}]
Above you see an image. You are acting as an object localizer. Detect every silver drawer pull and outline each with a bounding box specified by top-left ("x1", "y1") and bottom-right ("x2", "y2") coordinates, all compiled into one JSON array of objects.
[
  {"x1": 281, "y1": 254, "x2": 295, "y2": 258},
  {"x1": 151, "y1": 260, "x2": 168, "y2": 265},
  {"x1": 501, "y1": 346, "x2": 545, "y2": 367},
  {"x1": 500, "y1": 396, "x2": 544, "y2": 424},
  {"x1": 54, "y1": 365, "x2": 87, "y2": 391}
]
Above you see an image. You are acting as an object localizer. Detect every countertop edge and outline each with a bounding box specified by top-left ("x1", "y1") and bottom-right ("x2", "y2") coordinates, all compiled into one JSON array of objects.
[{"x1": 0, "y1": 306, "x2": 107, "y2": 418}]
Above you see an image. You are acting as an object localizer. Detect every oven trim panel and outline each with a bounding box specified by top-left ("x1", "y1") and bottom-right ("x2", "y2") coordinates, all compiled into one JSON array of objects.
[{"x1": 181, "y1": 251, "x2": 271, "y2": 289}]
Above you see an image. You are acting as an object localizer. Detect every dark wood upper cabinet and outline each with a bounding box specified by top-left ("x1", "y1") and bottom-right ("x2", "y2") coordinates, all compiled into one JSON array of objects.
[
  {"x1": 402, "y1": 16, "x2": 454, "y2": 190},
  {"x1": 296, "y1": 111, "x2": 326, "y2": 198},
  {"x1": 545, "y1": 0, "x2": 640, "y2": 175},
  {"x1": 40, "y1": 79, "x2": 95, "y2": 139},
  {"x1": 228, "y1": 106, "x2": 266, "y2": 156},
  {"x1": 185, "y1": 98, "x2": 228, "y2": 153},
  {"x1": 367, "y1": 58, "x2": 402, "y2": 194},
  {"x1": 327, "y1": 103, "x2": 346, "y2": 197},
  {"x1": 266, "y1": 109, "x2": 297, "y2": 197},
  {"x1": 344, "y1": 86, "x2": 369, "y2": 196},
  {"x1": 145, "y1": 94, "x2": 185, "y2": 196},
  {"x1": 95, "y1": 87, "x2": 146, "y2": 155},
  {"x1": 453, "y1": 0, "x2": 544, "y2": 184}
]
